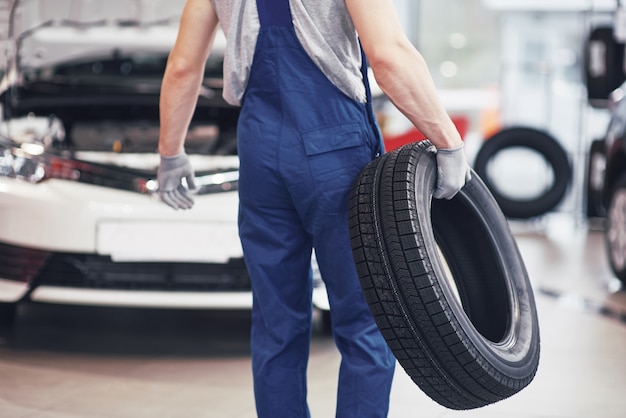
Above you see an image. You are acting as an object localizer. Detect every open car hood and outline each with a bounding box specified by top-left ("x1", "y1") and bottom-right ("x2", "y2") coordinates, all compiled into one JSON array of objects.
[
  {"x1": 1, "y1": 0, "x2": 234, "y2": 140},
  {"x1": 9, "y1": 0, "x2": 225, "y2": 70},
  {"x1": 0, "y1": 0, "x2": 239, "y2": 193}
]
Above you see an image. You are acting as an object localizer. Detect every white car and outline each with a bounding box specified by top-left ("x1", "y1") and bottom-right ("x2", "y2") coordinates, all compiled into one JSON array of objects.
[{"x1": 0, "y1": 0, "x2": 329, "y2": 328}]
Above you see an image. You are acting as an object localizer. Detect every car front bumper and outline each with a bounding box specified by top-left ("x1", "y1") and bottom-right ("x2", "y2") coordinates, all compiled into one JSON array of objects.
[{"x1": 0, "y1": 178, "x2": 329, "y2": 310}]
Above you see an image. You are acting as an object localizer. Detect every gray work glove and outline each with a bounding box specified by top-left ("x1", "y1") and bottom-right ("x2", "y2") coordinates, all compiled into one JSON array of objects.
[
  {"x1": 433, "y1": 144, "x2": 471, "y2": 200},
  {"x1": 157, "y1": 152, "x2": 197, "y2": 210}
]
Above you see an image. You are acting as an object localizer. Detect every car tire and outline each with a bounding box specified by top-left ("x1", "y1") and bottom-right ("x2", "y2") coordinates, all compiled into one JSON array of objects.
[
  {"x1": 606, "y1": 175, "x2": 626, "y2": 285},
  {"x1": 348, "y1": 140, "x2": 540, "y2": 410},
  {"x1": 585, "y1": 139, "x2": 607, "y2": 218},
  {"x1": 586, "y1": 26, "x2": 626, "y2": 106},
  {"x1": 473, "y1": 127, "x2": 571, "y2": 219}
]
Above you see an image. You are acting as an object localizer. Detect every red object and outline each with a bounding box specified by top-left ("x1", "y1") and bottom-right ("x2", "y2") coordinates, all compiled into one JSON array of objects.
[{"x1": 383, "y1": 115, "x2": 469, "y2": 151}]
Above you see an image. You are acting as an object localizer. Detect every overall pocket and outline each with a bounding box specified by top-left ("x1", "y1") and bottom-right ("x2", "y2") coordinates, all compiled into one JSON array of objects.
[{"x1": 302, "y1": 123, "x2": 374, "y2": 214}]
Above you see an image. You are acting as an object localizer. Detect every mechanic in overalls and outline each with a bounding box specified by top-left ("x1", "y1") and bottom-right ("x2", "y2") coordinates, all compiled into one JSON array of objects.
[{"x1": 158, "y1": 0, "x2": 470, "y2": 416}]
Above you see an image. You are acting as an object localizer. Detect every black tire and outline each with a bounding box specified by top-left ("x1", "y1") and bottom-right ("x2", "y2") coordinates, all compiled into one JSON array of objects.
[
  {"x1": 473, "y1": 127, "x2": 571, "y2": 219},
  {"x1": 586, "y1": 26, "x2": 626, "y2": 106},
  {"x1": 349, "y1": 140, "x2": 540, "y2": 410},
  {"x1": 585, "y1": 139, "x2": 607, "y2": 218},
  {"x1": 606, "y1": 175, "x2": 626, "y2": 285}
]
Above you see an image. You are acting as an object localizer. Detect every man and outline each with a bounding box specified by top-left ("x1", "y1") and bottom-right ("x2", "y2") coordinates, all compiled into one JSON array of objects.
[{"x1": 158, "y1": 1, "x2": 470, "y2": 417}]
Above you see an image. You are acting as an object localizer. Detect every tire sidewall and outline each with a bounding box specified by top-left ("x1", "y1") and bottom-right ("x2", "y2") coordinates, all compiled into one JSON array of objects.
[{"x1": 417, "y1": 153, "x2": 539, "y2": 375}]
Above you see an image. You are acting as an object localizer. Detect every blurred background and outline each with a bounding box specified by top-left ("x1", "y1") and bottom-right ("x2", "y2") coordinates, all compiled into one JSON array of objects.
[{"x1": 2, "y1": 1, "x2": 626, "y2": 417}]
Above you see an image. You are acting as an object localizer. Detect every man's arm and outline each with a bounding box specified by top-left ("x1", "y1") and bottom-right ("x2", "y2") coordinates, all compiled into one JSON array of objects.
[
  {"x1": 159, "y1": 0, "x2": 220, "y2": 156},
  {"x1": 345, "y1": 0, "x2": 462, "y2": 151},
  {"x1": 157, "y1": 0, "x2": 219, "y2": 209}
]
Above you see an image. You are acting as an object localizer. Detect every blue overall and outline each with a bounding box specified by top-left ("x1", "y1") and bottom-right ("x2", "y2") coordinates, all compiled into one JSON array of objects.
[{"x1": 237, "y1": 0, "x2": 396, "y2": 416}]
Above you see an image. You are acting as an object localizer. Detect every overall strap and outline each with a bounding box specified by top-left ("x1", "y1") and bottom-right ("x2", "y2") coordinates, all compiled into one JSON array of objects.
[
  {"x1": 360, "y1": 42, "x2": 384, "y2": 145},
  {"x1": 256, "y1": 0, "x2": 292, "y2": 28},
  {"x1": 360, "y1": 43, "x2": 374, "y2": 105}
]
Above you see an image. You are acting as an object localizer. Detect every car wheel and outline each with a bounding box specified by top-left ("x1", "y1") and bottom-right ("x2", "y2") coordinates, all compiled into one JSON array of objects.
[
  {"x1": 606, "y1": 176, "x2": 626, "y2": 285},
  {"x1": 585, "y1": 139, "x2": 607, "y2": 218},
  {"x1": 348, "y1": 140, "x2": 540, "y2": 410},
  {"x1": 473, "y1": 127, "x2": 571, "y2": 219}
]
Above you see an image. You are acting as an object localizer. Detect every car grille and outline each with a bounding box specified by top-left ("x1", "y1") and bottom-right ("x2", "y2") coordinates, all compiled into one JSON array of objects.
[
  {"x1": 0, "y1": 242, "x2": 251, "y2": 291},
  {"x1": 0, "y1": 242, "x2": 51, "y2": 282}
]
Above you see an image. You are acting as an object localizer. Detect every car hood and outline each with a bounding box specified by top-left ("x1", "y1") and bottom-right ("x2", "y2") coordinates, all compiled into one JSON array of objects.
[
  {"x1": 0, "y1": 1, "x2": 238, "y2": 194},
  {"x1": 9, "y1": 0, "x2": 225, "y2": 71}
]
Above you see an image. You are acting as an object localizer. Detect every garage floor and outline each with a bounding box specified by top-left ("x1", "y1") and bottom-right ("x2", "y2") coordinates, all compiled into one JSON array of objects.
[{"x1": 1, "y1": 214, "x2": 626, "y2": 418}]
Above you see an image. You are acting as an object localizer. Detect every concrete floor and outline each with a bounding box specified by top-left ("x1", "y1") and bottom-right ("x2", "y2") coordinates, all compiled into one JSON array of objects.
[{"x1": 1, "y1": 214, "x2": 626, "y2": 418}]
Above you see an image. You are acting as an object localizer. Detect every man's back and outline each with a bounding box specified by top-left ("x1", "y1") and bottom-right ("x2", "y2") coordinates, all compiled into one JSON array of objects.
[{"x1": 212, "y1": 0, "x2": 365, "y2": 106}]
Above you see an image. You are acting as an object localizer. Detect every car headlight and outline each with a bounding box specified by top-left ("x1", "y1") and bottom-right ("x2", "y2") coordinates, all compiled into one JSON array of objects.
[
  {"x1": 0, "y1": 141, "x2": 47, "y2": 182},
  {"x1": 0, "y1": 138, "x2": 239, "y2": 195},
  {"x1": 0, "y1": 138, "x2": 150, "y2": 191}
]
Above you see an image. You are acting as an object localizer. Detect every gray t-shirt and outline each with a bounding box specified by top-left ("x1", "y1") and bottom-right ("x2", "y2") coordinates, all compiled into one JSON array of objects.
[{"x1": 211, "y1": 0, "x2": 365, "y2": 106}]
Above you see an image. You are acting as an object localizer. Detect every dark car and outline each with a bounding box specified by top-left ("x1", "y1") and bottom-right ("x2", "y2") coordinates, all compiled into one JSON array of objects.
[{"x1": 598, "y1": 82, "x2": 626, "y2": 285}]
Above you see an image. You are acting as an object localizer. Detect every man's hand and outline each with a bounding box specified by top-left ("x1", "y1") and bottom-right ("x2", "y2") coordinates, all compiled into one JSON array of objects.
[
  {"x1": 433, "y1": 145, "x2": 471, "y2": 200},
  {"x1": 157, "y1": 153, "x2": 197, "y2": 210}
]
